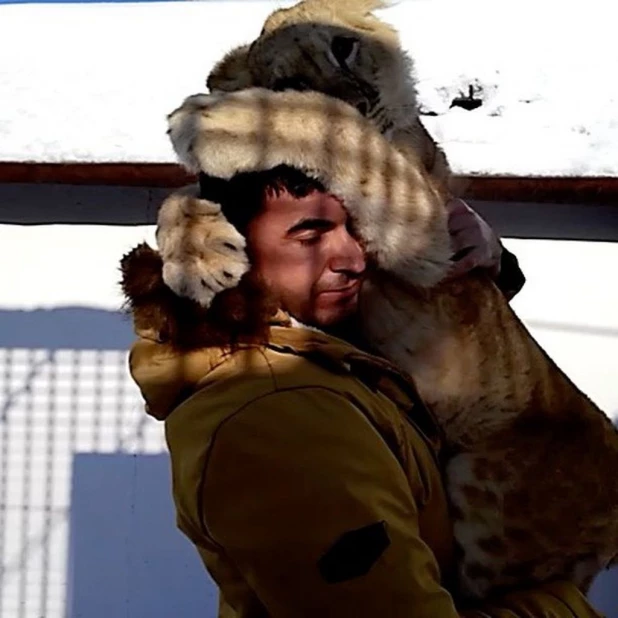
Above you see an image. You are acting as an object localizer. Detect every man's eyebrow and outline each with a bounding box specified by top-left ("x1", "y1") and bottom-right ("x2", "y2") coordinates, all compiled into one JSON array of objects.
[{"x1": 286, "y1": 217, "x2": 334, "y2": 234}]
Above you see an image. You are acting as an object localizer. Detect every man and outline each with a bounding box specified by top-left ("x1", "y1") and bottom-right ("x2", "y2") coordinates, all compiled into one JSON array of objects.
[{"x1": 121, "y1": 92, "x2": 601, "y2": 617}]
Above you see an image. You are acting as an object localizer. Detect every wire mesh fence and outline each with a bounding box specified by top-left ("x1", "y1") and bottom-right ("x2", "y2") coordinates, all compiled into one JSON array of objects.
[{"x1": 0, "y1": 347, "x2": 165, "y2": 618}]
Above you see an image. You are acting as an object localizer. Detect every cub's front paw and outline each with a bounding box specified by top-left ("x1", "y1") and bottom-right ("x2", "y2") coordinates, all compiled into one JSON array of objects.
[{"x1": 156, "y1": 187, "x2": 249, "y2": 307}]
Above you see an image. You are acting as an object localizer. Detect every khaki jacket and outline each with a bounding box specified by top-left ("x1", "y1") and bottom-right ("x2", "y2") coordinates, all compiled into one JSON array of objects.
[{"x1": 129, "y1": 317, "x2": 601, "y2": 618}]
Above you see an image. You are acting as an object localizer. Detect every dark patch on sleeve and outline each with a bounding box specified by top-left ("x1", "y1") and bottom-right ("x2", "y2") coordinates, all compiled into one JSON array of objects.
[{"x1": 318, "y1": 521, "x2": 390, "y2": 584}]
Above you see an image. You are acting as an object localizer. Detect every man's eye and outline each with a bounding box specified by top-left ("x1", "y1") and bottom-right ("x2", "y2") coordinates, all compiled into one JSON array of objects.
[
  {"x1": 296, "y1": 232, "x2": 322, "y2": 246},
  {"x1": 288, "y1": 218, "x2": 333, "y2": 236}
]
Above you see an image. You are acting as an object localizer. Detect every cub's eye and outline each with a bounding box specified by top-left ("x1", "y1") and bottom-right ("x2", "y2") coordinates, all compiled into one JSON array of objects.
[
  {"x1": 272, "y1": 76, "x2": 309, "y2": 91},
  {"x1": 330, "y1": 36, "x2": 359, "y2": 66}
]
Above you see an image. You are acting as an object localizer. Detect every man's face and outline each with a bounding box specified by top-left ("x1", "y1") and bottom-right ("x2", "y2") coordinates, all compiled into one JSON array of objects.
[{"x1": 246, "y1": 187, "x2": 366, "y2": 327}]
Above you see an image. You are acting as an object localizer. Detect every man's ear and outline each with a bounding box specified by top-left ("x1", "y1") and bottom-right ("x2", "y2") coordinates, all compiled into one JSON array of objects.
[{"x1": 207, "y1": 44, "x2": 254, "y2": 92}]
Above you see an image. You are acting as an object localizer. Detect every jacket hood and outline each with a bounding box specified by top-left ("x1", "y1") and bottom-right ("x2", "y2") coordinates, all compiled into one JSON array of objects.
[
  {"x1": 128, "y1": 337, "x2": 224, "y2": 421},
  {"x1": 120, "y1": 241, "x2": 280, "y2": 347},
  {"x1": 120, "y1": 241, "x2": 294, "y2": 419}
]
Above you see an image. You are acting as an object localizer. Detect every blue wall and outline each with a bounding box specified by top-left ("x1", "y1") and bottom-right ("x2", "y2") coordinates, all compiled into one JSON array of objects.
[{"x1": 68, "y1": 453, "x2": 218, "y2": 618}]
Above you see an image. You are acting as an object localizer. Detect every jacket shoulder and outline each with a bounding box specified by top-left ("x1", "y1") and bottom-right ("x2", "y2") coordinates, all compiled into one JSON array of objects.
[
  {"x1": 166, "y1": 343, "x2": 447, "y2": 548},
  {"x1": 165, "y1": 342, "x2": 379, "y2": 456},
  {"x1": 165, "y1": 345, "x2": 376, "y2": 543}
]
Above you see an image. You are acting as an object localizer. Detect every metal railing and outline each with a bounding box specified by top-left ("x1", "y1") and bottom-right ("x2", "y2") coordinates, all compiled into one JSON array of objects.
[{"x1": 0, "y1": 347, "x2": 165, "y2": 618}]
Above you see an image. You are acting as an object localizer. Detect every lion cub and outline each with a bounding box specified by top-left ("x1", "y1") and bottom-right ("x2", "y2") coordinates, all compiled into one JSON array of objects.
[{"x1": 159, "y1": 0, "x2": 618, "y2": 602}]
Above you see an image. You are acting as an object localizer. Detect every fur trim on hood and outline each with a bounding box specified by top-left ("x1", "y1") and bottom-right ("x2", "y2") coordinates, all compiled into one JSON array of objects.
[
  {"x1": 120, "y1": 242, "x2": 280, "y2": 350},
  {"x1": 160, "y1": 87, "x2": 451, "y2": 308}
]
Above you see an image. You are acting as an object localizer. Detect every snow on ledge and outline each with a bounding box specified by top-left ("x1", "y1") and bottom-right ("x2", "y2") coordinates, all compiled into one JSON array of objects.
[{"x1": 0, "y1": 0, "x2": 616, "y2": 176}]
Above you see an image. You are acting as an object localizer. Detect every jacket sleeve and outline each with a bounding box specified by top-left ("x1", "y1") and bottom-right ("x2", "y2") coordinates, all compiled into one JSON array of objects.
[
  {"x1": 201, "y1": 387, "x2": 601, "y2": 618},
  {"x1": 463, "y1": 581, "x2": 603, "y2": 618}
]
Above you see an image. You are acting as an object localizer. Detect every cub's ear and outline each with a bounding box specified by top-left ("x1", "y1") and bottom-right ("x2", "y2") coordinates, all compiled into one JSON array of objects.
[{"x1": 207, "y1": 44, "x2": 253, "y2": 92}]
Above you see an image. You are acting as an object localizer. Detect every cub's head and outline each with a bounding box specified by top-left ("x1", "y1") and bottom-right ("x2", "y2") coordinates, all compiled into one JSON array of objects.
[{"x1": 207, "y1": 0, "x2": 418, "y2": 135}]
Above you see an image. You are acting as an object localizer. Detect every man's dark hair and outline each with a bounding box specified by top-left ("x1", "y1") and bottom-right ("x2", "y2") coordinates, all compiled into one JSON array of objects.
[{"x1": 199, "y1": 164, "x2": 326, "y2": 234}]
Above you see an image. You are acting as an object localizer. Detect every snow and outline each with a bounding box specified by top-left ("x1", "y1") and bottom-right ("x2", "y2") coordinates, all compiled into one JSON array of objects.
[
  {"x1": 390, "y1": 1, "x2": 618, "y2": 177},
  {"x1": 1, "y1": 0, "x2": 616, "y2": 176}
]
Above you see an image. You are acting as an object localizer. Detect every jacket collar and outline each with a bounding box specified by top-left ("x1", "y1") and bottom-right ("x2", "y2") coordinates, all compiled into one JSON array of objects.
[{"x1": 128, "y1": 310, "x2": 325, "y2": 421}]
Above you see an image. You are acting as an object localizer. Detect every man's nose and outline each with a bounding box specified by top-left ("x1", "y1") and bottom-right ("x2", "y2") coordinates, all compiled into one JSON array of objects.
[{"x1": 329, "y1": 229, "x2": 366, "y2": 274}]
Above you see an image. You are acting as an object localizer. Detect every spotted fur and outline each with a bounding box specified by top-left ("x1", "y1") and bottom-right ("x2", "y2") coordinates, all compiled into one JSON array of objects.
[{"x1": 361, "y1": 272, "x2": 618, "y2": 599}]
